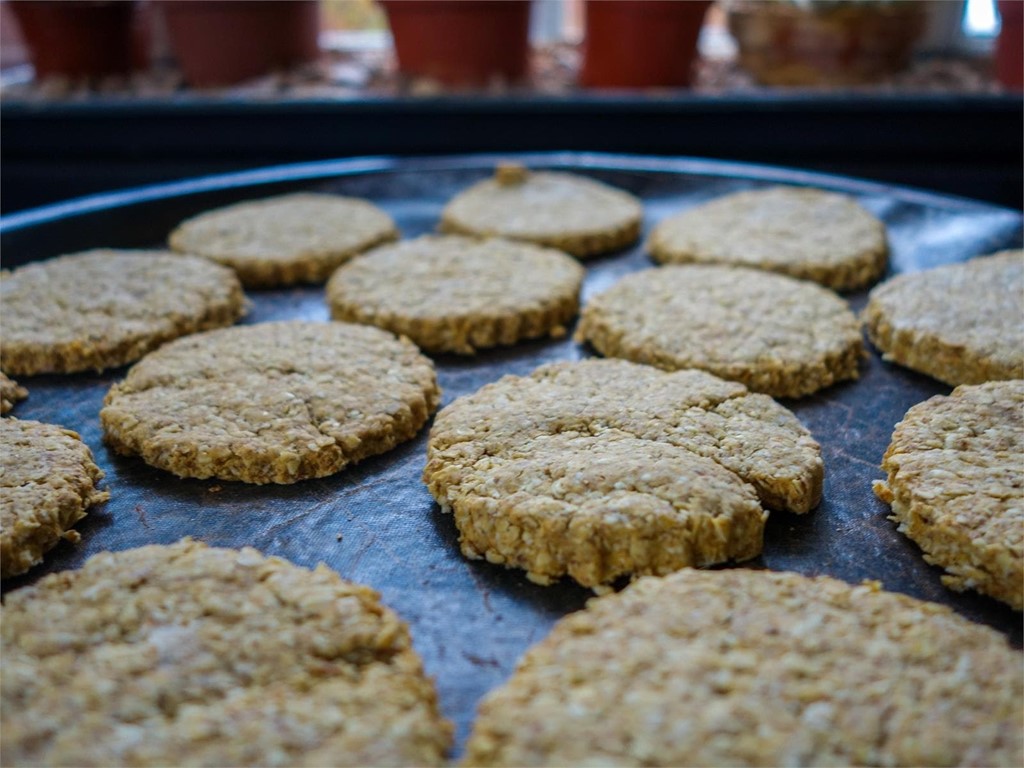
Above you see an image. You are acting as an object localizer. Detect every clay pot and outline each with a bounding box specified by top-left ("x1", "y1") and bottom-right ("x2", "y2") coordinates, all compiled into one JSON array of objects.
[
  {"x1": 160, "y1": 0, "x2": 320, "y2": 88},
  {"x1": 580, "y1": 0, "x2": 711, "y2": 88},
  {"x1": 10, "y1": 1, "x2": 136, "y2": 79},
  {"x1": 727, "y1": 0, "x2": 928, "y2": 87},
  {"x1": 380, "y1": 0, "x2": 531, "y2": 87},
  {"x1": 995, "y1": 0, "x2": 1023, "y2": 90}
]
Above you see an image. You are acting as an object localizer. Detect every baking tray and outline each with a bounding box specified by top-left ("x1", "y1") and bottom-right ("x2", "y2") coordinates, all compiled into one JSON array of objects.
[{"x1": 2, "y1": 153, "x2": 1022, "y2": 754}]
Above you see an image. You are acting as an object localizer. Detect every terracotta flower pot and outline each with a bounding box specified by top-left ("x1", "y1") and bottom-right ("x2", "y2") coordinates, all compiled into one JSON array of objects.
[
  {"x1": 727, "y1": 0, "x2": 928, "y2": 87},
  {"x1": 161, "y1": 0, "x2": 320, "y2": 88},
  {"x1": 996, "y1": 0, "x2": 1023, "y2": 90},
  {"x1": 10, "y1": 0, "x2": 136, "y2": 79},
  {"x1": 580, "y1": 0, "x2": 711, "y2": 88},
  {"x1": 380, "y1": 0, "x2": 531, "y2": 87}
]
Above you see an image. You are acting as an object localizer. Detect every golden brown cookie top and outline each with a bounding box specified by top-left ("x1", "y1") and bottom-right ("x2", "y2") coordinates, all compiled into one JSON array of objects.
[
  {"x1": 464, "y1": 569, "x2": 1022, "y2": 767},
  {"x1": 326, "y1": 234, "x2": 584, "y2": 354},
  {"x1": 0, "y1": 249, "x2": 246, "y2": 375},
  {"x1": 877, "y1": 379, "x2": 1024, "y2": 609},
  {"x1": 427, "y1": 359, "x2": 822, "y2": 515},
  {"x1": 101, "y1": 321, "x2": 439, "y2": 484},
  {"x1": 648, "y1": 186, "x2": 888, "y2": 290},
  {"x1": 576, "y1": 265, "x2": 864, "y2": 398},
  {"x1": 169, "y1": 193, "x2": 398, "y2": 287},
  {"x1": 1, "y1": 539, "x2": 452, "y2": 766},
  {"x1": 440, "y1": 166, "x2": 643, "y2": 257},
  {"x1": 863, "y1": 250, "x2": 1024, "y2": 386},
  {"x1": 0, "y1": 418, "x2": 108, "y2": 579},
  {"x1": 0, "y1": 372, "x2": 27, "y2": 415}
]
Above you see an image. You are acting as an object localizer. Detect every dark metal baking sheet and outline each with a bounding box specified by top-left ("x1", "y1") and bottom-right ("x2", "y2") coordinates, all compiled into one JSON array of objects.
[{"x1": 2, "y1": 153, "x2": 1022, "y2": 755}]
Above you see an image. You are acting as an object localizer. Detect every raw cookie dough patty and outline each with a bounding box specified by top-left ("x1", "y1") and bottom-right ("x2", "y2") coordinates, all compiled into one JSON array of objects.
[
  {"x1": 439, "y1": 164, "x2": 643, "y2": 258},
  {"x1": 0, "y1": 372, "x2": 27, "y2": 414},
  {"x1": 648, "y1": 186, "x2": 888, "y2": 291},
  {"x1": 1, "y1": 418, "x2": 108, "y2": 579},
  {"x1": 863, "y1": 250, "x2": 1024, "y2": 386},
  {"x1": 875, "y1": 380, "x2": 1024, "y2": 610},
  {"x1": 101, "y1": 321, "x2": 439, "y2": 484},
  {"x1": 169, "y1": 193, "x2": 398, "y2": 287},
  {"x1": 0, "y1": 539, "x2": 452, "y2": 767},
  {"x1": 326, "y1": 234, "x2": 585, "y2": 354},
  {"x1": 0, "y1": 249, "x2": 246, "y2": 375},
  {"x1": 576, "y1": 265, "x2": 863, "y2": 398},
  {"x1": 424, "y1": 359, "x2": 822, "y2": 589},
  {"x1": 463, "y1": 569, "x2": 1023, "y2": 767}
]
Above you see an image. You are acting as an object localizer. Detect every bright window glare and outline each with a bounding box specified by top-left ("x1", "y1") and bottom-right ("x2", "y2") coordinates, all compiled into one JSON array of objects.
[{"x1": 965, "y1": 0, "x2": 1000, "y2": 37}]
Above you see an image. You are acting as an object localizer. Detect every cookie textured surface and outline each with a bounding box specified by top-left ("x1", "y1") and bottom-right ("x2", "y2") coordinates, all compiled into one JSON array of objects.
[
  {"x1": 439, "y1": 164, "x2": 643, "y2": 258},
  {"x1": 0, "y1": 372, "x2": 27, "y2": 415},
  {"x1": 0, "y1": 250, "x2": 246, "y2": 375},
  {"x1": 169, "y1": 193, "x2": 398, "y2": 287},
  {"x1": 424, "y1": 359, "x2": 821, "y2": 589},
  {"x1": 648, "y1": 186, "x2": 888, "y2": 290},
  {"x1": 326, "y1": 234, "x2": 584, "y2": 354},
  {"x1": 0, "y1": 539, "x2": 452, "y2": 766},
  {"x1": 863, "y1": 250, "x2": 1024, "y2": 386},
  {"x1": 576, "y1": 265, "x2": 863, "y2": 398},
  {"x1": 464, "y1": 569, "x2": 1023, "y2": 767},
  {"x1": 101, "y1": 321, "x2": 439, "y2": 484},
  {"x1": 875, "y1": 380, "x2": 1024, "y2": 610},
  {"x1": 0, "y1": 418, "x2": 108, "y2": 579}
]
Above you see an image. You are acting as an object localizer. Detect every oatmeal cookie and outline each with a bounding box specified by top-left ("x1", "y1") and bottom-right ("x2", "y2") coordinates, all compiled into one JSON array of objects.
[
  {"x1": 424, "y1": 359, "x2": 822, "y2": 589},
  {"x1": 439, "y1": 164, "x2": 643, "y2": 258},
  {"x1": 648, "y1": 186, "x2": 888, "y2": 291},
  {"x1": 0, "y1": 539, "x2": 452, "y2": 766},
  {"x1": 169, "y1": 193, "x2": 398, "y2": 287},
  {"x1": 0, "y1": 418, "x2": 108, "y2": 579},
  {"x1": 576, "y1": 265, "x2": 864, "y2": 398},
  {"x1": 464, "y1": 569, "x2": 1023, "y2": 767},
  {"x1": 0, "y1": 372, "x2": 27, "y2": 415},
  {"x1": 326, "y1": 235, "x2": 584, "y2": 354},
  {"x1": 101, "y1": 321, "x2": 439, "y2": 484},
  {"x1": 0, "y1": 250, "x2": 246, "y2": 375},
  {"x1": 875, "y1": 380, "x2": 1024, "y2": 610},
  {"x1": 863, "y1": 250, "x2": 1024, "y2": 386}
]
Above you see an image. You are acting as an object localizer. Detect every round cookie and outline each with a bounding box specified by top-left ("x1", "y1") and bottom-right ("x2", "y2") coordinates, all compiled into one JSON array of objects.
[
  {"x1": 424, "y1": 359, "x2": 822, "y2": 590},
  {"x1": 1, "y1": 418, "x2": 108, "y2": 579},
  {"x1": 874, "y1": 380, "x2": 1024, "y2": 610},
  {"x1": 648, "y1": 186, "x2": 888, "y2": 291},
  {"x1": 101, "y1": 321, "x2": 440, "y2": 484},
  {"x1": 326, "y1": 234, "x2": 585, "y2": 355},
  {"x1": 863, "y1": 250, "x2": 1024, "y2": 386},
  {"x1": 0, "y1": 372, "x2": 27, "y2": 415},
  {"x1": 0, "y1": 249, "x2": 247, "y2": 376},
  {"x1": 463, "y1": 569, "x2": 1023, "y2": 767},
  {"x1": 439, "y1": 164, "x2": 643, "y2": 258},
  {"x1": 0, "y1": 539, "x2": 452, "y2": 766},
  {"x1": 575, "y1": 265, "x2": 864, "y2": 399},
  {"x1": 169, "y1": 192, "x2": 399, "y2": 287}
]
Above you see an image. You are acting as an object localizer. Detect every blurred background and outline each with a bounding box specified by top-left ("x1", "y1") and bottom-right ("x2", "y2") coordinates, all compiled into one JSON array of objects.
[{"x1": 1, "y1": 0, "x2": 1021, "y2": 213}]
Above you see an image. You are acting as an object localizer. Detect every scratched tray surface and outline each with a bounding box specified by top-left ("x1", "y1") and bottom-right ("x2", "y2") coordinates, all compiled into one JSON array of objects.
[{"x1": 1, "y1": 154, "x2": 1022, "y2": 753}]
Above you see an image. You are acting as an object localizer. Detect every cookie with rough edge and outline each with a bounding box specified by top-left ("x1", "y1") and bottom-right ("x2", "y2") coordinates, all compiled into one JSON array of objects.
[
  {"x1": 874, "y1": 380, "x2": 1024, "y2": 610},
  {"x1": 863, "y1": 250, "x2": 1024, "y2": 386},
  {"x1": 648, "y1": 186, "x2": 888, "y2": 291},
  {"x1": 169, "y1": 192, "x2": 399, "y2": 287},
  {"x1": 0, "y1": 373, "x2": 26, "y2": 415},
  {"x1": 439, "y1": 164, "x2": 643, "y2": 258},
  {"x1": 1, "y1": 418, "x2": 108, "y2": 579},
  {"x1": 463, "y1": 569, "x2": 1022, "y2": 767},
  {"x1": 101, "y1": 321, "x2": 440, "y2": 485},
  {"x1": 575, "y1": 265, "x2": 864, "y2": 399},
  {"x1": 0, "y1": 250, "x2": 247, "y2": 376},
  {"x1": 0, "y1": 538, "x2": 453, "y2": 766},
  {"x1": 424, "y1": 359, "x2": 822, "y2": 590},
  {"x1": 326, "y1": 234, "x2": 585, "y2": 354}
]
